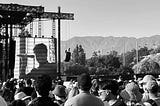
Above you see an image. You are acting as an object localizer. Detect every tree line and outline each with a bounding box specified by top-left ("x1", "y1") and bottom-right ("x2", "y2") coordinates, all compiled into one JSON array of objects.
[{"x1": 63, "y1": 44, "x2": 160, "y2": 79}]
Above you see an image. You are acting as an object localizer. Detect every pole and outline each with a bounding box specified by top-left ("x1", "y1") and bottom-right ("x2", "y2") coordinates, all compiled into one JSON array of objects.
[
  {"x1": 123, "y1": 40, "x2": 126, "y2": 66},
  {"x1": 136, "y1": 40, "x2": 138, "y2": 72},
  {"x1": 9, "y1": 23, "x2": 13, "y2": 78},
  {"x1": 57, "y1": 7, "x2": 61, "y2": 80},
  {"x1": 5, "y1": 23, "x2": 8, "y2": 81}
]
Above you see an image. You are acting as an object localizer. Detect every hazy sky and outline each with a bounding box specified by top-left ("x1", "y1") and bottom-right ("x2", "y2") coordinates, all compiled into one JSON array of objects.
[{"x1": 1, "y1": 0, "x2": 160, "y2": 40}]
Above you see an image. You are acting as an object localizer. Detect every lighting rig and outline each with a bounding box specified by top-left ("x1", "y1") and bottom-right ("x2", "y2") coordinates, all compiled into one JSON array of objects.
[{"x1": 0, "y1": 3, "x2": 74, "y2": 81}]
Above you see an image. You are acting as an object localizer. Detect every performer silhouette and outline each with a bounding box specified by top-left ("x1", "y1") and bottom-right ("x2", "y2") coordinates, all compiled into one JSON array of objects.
[{"x1": 26, "y1": 43, "x2": 57, "y2": 79}]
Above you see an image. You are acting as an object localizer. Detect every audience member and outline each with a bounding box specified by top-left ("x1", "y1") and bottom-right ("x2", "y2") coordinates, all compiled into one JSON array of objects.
[
  {"x1": 90, "y1": 79, "x2": 99, "y2": 96},
  {"x1": 143, "y1": 80, "x2": 160, "y2": 106},
  {"x1": 99, "y1": 80, "x2": 126, "y2": 106},
  {"x1": 14, "y1": 91, "x2": 31, "y2": 105},
  {"x1": 22, "y1": 79, "x2": 34, "y2": 96},
  {"x1": 140, "y1": 75, "x2": 156, "y2": 102},
  {"x1": 120, "y1": 81, "x2": 143, "y2": 106},
  {"x1": 0, "y1": 95, "x2": 7, "y2": 106},
  {"x1": 53, "y1": 85, "x2": 67, "y2": 106},
  {"x1": 2, "y1": 80, "x2": 14, "y2": 103},
  {"x1": 14, "y1": 92, "x2": 27, "y2": 100},
  {"x1": 28, "y1": 74, "x2": 58, "y2": 106},
  {"x1": 64, "y1": 73, "x2": 104, "y2": 106},
  {"x1": 8, "y1": 99, "x2": 26, "y2": 106},
  {"x1": 15, "y1": 80, "x2": 25, "y2": 95}
]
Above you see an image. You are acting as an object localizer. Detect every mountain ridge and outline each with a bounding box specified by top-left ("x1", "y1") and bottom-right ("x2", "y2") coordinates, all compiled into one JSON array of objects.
[{"x1": 61, "y1": 35, "x2": 160, "y2": 60}]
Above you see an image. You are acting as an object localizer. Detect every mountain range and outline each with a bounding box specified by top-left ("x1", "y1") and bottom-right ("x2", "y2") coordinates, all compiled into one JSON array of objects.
[{"x1": 61, "y1": 35, "x2": 160, "y2": 60}]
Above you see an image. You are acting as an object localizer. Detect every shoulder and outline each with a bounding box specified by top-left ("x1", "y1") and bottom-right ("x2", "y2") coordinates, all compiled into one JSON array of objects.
[
  {"x1": 143, "y1": 102, "x2": 152, "y2": 106},
  {"x1": 65, "y1": 96, "x2": 75, "y2": 104},
  {"x1": 0, "y1": 96, "x2": 7, "y2": 106},
  {"x1": 29, "y1": 97, "x2": 58, "y2": 106},
  {"x1": 103, "y1": 101, "x2": 110, "y2": 106},
  {"x1": 64, "y1": 95, "x2": 79, "y2": 106},
  {"x1": 143, "y1": 99, "x2": 159, "y2": 106},
  {"x1": 114, "y1": 99, "x2": 127, "y2": 106}
]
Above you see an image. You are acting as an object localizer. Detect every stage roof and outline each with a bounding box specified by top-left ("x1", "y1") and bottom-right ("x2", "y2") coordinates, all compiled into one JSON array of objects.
[{"x1": 0, "y1": 3, "x2": 44, "y2": 25}]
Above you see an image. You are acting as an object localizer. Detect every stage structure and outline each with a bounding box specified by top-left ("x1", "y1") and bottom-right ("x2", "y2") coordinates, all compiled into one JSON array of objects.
[{"x1": 0, "y1": 3, "x2": 74, "y2": 81}]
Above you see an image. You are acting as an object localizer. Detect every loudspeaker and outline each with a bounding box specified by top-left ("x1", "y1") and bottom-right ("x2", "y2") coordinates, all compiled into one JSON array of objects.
[{"x1": 65, "y1": 51, "x2": 71, "y2": 62}]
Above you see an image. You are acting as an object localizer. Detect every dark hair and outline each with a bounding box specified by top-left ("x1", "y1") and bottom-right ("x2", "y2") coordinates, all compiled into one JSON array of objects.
[
  {"x1": 35, "y1": 74, "x2": 52, "y2": 97},
  {"x1": 5, "y1": 80, "x2": 11, "y2": 88},
  {"x1": 149, "y1": 84, "x2": 159, "y2": 94},
  {"x1": 19, "y1": 81, "x2": 25, "y2": 88},
  {"x1": 33, "y1": 43, "x2": 47, "y2": 54},
  {"x1": 26, "y1": 79, "x2": 32, "y2": 85},
  {"x1": 31, "y1": 90, "x2": 37, "y2": 100},
  {"x1": 77, "y1": 73, "x2": 92, "y2": 91},
  {"x1": 101, "y1": 80, "x2": 119, "y2": 96}
]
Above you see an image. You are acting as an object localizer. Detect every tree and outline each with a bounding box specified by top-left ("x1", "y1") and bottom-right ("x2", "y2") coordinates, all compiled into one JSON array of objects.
[
  {"x1": 78, "y1": 45, "x2": 86, "y2": 65},
  {"x1": 150, "y1": 45, "x2": 160, "y2": 54},
  {"x1": 92, "y1": 51, "x2": 98, "y2": 57},
  {"x1": 119, "y1": 49, "x2": 136, "y2": 67},
  {"x1": 102, "y1": 54, "x2": 121, "y2": 69},
  {"x1": 117, "y1": 66, "x2": 134, "y2": 80},
  {"x1": 150, "y1": 62, "x2": 160, "y2": 74},
  {"x1": 86, "y1": 52, "x2": 121, "y2": 76},
  {"x1": 72, "y1": 44, "x2": 86, "y2": 65},
  {"x1": 72, "y1": 44, "x2": 79, "y2": 64},
  {"x1": 138, "y1": 46, "x2": 150, "y2": 58},
  {"x1": 138, "y1": 61, "x2": 160, "y2": 74},
  {"x1": 110, "y1": 50, "x2": 118, "y2": 57},
  {"x1": 120, "y1": 46, "x2": 150, "y2": 68},
  {"x1": 86, "y1": 56, "x2": 99, "y2": 67},
  {"x1": 65, "y1": 64, "x2": 89, "y2": 75}
]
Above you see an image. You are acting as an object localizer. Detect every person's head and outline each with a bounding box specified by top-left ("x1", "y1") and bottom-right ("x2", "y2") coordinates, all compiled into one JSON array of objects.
[
  {"x1": 57, "y1": 79, "x2": 64, "y2": 85},
  {"x1": 99, "y1": 80, "x2": 119, "y2": 101},
  {"x1": 35, "y1": 74, "x2": 52, "y2": 97},
  {"x1": 77, "y1": 73, "x2": 92, "y2": 91},
  {"x1": 145, "y1": 80, "x2": 159, "y2": 94},
  {"x1": 18, "y1": 81, "x2": 25, "y2": 88},
  {"x1": 5, "y1": 80, "x2": 11, "y2": 89},
  {"x1": 140, "y1": 75, "x2": 156, "y2": 92},
  {"x1": 33, "y1": 43, "x2": 48, "y2": 64},
  {"x1": 25, "y1": 79, "x2": 32, "y2": 86},
  {"x1": 102, "y1": 80, "x2": 119, "y2": 96},
  {"x1": 120, "y1": 81, "x2": 142, "y2": 102},
  {"x1": 53, "y1": 85, "x2": 66, "y2": 99}
]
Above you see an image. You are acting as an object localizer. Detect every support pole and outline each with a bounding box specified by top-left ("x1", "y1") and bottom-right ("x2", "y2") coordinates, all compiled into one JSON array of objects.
[
  {"x1": 5, "y1": 23, "x2": 8, "y2": 81},
  {"x1": 136, "y1": 40, "x2": 139, "y2": 73},
  {"x1": 123, "y1": 40, "x2": 126, "y2": 66},
  {"x1": 9, "y1": 24, "x2": 13, "y2": 78},
  {"x1": 57, "y1": 7, "x2": 61, "y2": 80}
]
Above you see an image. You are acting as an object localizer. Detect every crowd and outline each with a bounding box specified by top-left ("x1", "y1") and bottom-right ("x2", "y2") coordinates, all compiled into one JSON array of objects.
[
  {"x1": 0, "y1": 73, "x2": 159, "y2": 106},
  {"x1": 0, "y1": 43, "x2": 159, "y2": 106}
]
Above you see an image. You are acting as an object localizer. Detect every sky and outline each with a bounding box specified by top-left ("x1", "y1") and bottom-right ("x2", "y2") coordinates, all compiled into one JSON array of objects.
[{"x1": 1, "y1": 0, "x2": 160, "y2": 41}]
